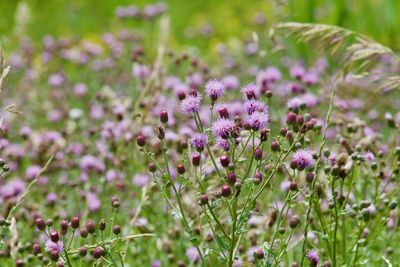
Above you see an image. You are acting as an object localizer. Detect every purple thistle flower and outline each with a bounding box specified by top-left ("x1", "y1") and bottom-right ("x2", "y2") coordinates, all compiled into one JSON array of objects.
[
  {"x1": 73, "y1": 83, "x2": 88, "y2": 97},
  {"x1": 132, "y1": 173, "x2": 150, "y2": 187},
  {"x1": 45, "y1": 239, "x2": 64, "y2": 254},
  {"x1": 302, "y1": 72, "x2": 318, "y2": 86},
  {"x1": 244, "y1": 100, "x2": 267, "y2": 115},
  {"x1": 80, "y1": 155, "x2": 105, "y2": 173},
  {"x1": 241, "y1": 83, "x2": 259, "y2": 100},
  {"x1": 190, "y1": 133, "x2": 208, "y2": 152},
  {"x1": 181, "y1": 95, "x2": 201, "y2": 113},
  {"x1": 364, "y1": 151, "x2": 375, "y2": 162},
  {"x1": 46, "y1": 193, "x2": 58, "y2": 204},
  {"x1": 205, "y1": 79, "x2": 225, "y2": 101},
  {"x1": 86, "y1": 192, "x2": 101, "y2": 212},
  {"x1": 306, "y1": 249, "x2": 320, "y2": 267},
  {"x1": 215, "y1": 103, "x2": 230, "y2": 118},
  {"x1": 257, "y1": 67, "x2": 281, "y2": 85},
  {"x1": 212, "y1": 118, "x2": 234, "y2": 139},
  {"x1": 287, "y1": 97, "x2": 304, "y2": 110},
  {"x1": 292, "y1": 149, "x2": 315, "y2": 170},
  {"x1": 290, "y1": 64, "x2": 305, "y2": 80},
  {"x1": 222, "y1": 75, "x2": 239, "y2": 90},
  {"x1": 248, "y1": 111, "x2": 270, "y2": 131},
  {"x1": 300, "y1": 93, "x2": 319, "y2": 108},
  {"x1": 26, "y1": 165, "x2": 41, "y2": 181},
  {"x1": 133, "y1": 64, "x2": 149, "y2": 79},
  {"x1": 216, "y1": 137, "x2": 231, "y2": 151},
  {"x1": 0, "y1": 179, "x2": 25, "y2": 199},
  {"x1": 186, "y1": 247, "x2": 200, "y2": 263}
]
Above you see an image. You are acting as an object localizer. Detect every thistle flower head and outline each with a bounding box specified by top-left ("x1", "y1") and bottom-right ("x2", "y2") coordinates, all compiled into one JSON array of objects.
[
  {"x1": 216, "y1": 137, "x2": 231, "y2": 151},
  {"x1": 248, "y1": 111, "x2": 270, "y2": 131},
  {"x1": 306, "y1": 249, "x2": 320, "y2": 267},
  {"x1": 212, "y1": 118, "x2": 234, "y2": 139},
  {"x1": 241, "y1": 83, "x2": 259, "y2": 100},
  {"x1": 190, "y1": 133, "x2": 208, "y2": 152},
  {"x1": 245, "y1": 100, "x2": 267, "y2": 115},
  {"x1": 205, "y1": 79, "x2": 225, "y2": 101},
  {"x1": 186, "y1": 247, "x2": 200, "y2": 263},
  {"x1": 287, "y1": 97, "x2": 304, "y2": 110},
  {"x1": 291, "y1": 149, "x2": 315, "y2": 170},
  {"x1": 181, "y1": 95, "x2": 201, "y2": 113},
  {"x1": 222, "y1": 75, "x2": 239, "y2": 90},
  {"x1": 45, "y1": 239, "x2": 64, "y2": 254}
]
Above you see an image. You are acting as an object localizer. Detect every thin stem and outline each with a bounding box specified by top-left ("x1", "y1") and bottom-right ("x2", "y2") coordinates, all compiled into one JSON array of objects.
[{"x1": 228, "y1": 196, "x2": 238, "y2": 267}]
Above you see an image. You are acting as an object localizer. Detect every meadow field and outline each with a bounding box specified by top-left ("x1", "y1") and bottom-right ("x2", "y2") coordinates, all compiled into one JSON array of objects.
[{"x1": 0, "y1": 1, "x2": 400, "y2": 266}]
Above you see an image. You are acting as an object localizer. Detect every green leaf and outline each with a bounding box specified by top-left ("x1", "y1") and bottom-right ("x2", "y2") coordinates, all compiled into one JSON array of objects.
[{"x1": 215, "y1": 234, "x2": 230, "y2": 251}]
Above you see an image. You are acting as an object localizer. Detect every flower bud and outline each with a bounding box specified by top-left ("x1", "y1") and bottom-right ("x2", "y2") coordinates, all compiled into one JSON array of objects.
[
  {"x1": 199, "y1": 195, "x2": 208, "y2": 206},
  {"x1": 254, "y1": 148, "x2": 263, "y2": 161},
  {"x1": 35, "y1": 218, "x2": 46, "y2": 231},
  {"x1": 49, "y1": 230, "x2": 59, "y2": 242},
  {"x1": 227, "y1": 172, "x2": 237, "y2": 185},
  {"x1": 176, "y1": 163, "x2": 185, "y2": 174},
  {"x1": 79, "y1": 228, "x2": 88, "y2": 238},
  {"x1": 289, "y1": 216, "x2": 299, "y2": 228},
  {"x1": 136, "y1": 135, "x2": 146, "y2": 147},
  {"x1": 286, "y1": 112, "x2": 297, "y2": 125},
  {"x1": 160, "y1": 110, "x2": 169, "y2": 124},
  {"x1": 78, "y1": 247, "x2": 87, "y2": 257},
  {"x1": 70, "y1": 216, "x2": 80, "y2": 229},
  {"x1": 220, "y1": 155, "x2": 230, "y2": 167},
  {"x1": 221, "y1": 184, "x2": 231, "y2": 197},
  {"x1": 92, "y1": 247, "x2": 105, "y2": 259},
  {"x1": 99, "y1": 220, "x2": 106, "y2": 231},
  {"x1": 112, "y1": 225, "x2": 121, "y2": 235},
  {"x1": 85, "y1": 221, "x2": 96, "y2": 234},
  {"x1": 271, "y1": 140, "x2": 280, "y2": 152}
]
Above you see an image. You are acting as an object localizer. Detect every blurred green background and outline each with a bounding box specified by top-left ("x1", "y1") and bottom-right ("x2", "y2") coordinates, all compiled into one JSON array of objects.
[{"x1": 1, "y1": 0, "x2": 400, "y2": 54}]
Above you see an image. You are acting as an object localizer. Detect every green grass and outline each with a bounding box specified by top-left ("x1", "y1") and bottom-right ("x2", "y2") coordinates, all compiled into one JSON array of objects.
[{"x1": 1, "y1": 0, "x2": 400, "y2": 55}]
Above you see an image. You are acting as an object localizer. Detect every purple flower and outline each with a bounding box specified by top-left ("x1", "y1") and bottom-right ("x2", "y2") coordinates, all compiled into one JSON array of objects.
[
  {"x1": 151, "y1": 260, "x2": 161, "y2": 267},
  {"x1": 181, "y1": 95, "x2": 201, "y2": 113},
  {"x1": 290, "y1": 64, "x2": 305, "y2": 80},
  {"x1": 205, "y1": 79, "x2": 225, "y2": 101},
  {"x1": 292, "y1": 150, "x2": 315, "y2": 170},
  {"x1": 212, "y1": 118, "x2": 234, "y2": 139},
  {"x1": 46, "y1": 193, "x2": 58, "y2": 204},
  {"x1": 364, "y1": 151, "x2": 375, "y2": 162},
  {"x1": 222, "y1": 75, "x2": 239, "y2": 90},
  {"x1": 248, "y1": 111, "x2": 269, "y2": 131},
  {"x1": 48, "y1": 73, "x2": 65, "y2": 87},
  {"x1": 190, "y1": 133, "x2": 208, "y2": 152},
  {"x1": 215, "y1": 103, "x2": 229, "y2": 118},
  {"x1": 241, "y1": 83, "x2": 259, "y2": 100},
  {"x1": 302, "y1": 72, "x2": 318, "y2": 86},
  {"x1": 80, "y1": 155, "x2": 105, "y2": 173},
  {"x1": 216, "y1": 138, "x2": 230, "y2": 151},
  {"x1": 86, "y1": 192, "x2": 101, "y2": 212},
  {"x1": 186, "y1": 247, "x2": 200, "y2": 263},
  {"x1": 257, "y1": 67, "x2": 281, "y2": 84},
  {"x1": 306, "y1": 249, "x2": 320, "y2": 267},
  {"x1": 26, "y1": 165, "x2": 41, "y2": 180},
  {"x1": 300, "y1": 93, "x2": 319, "y2": 108},
  {"x1": 74, "y1": 83, "x2": 88, "y2": 97},
  {"x1": 133, "y1": 64, "x2": 149, "y2": 79},
  {"x1": 244, "y1": 100, "x2": 267, "y2": 115},
  {"x1": 0, "y1": 179, "x2": 25, "y2": 199},
  {"x1": 45, "y1": 239, "x2": 64, "y2": 254},
  {"x1": 132, "y1": 173, "x2": 150, "y2": 187},
  {"x1": 287, "y1": 97, "x2": 304, "y2": 110}
]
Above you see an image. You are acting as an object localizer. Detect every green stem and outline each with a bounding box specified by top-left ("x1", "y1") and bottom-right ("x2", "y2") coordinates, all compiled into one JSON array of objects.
[{"x1": 228, "y1": 196, "x2": 238, "y2": 267}]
